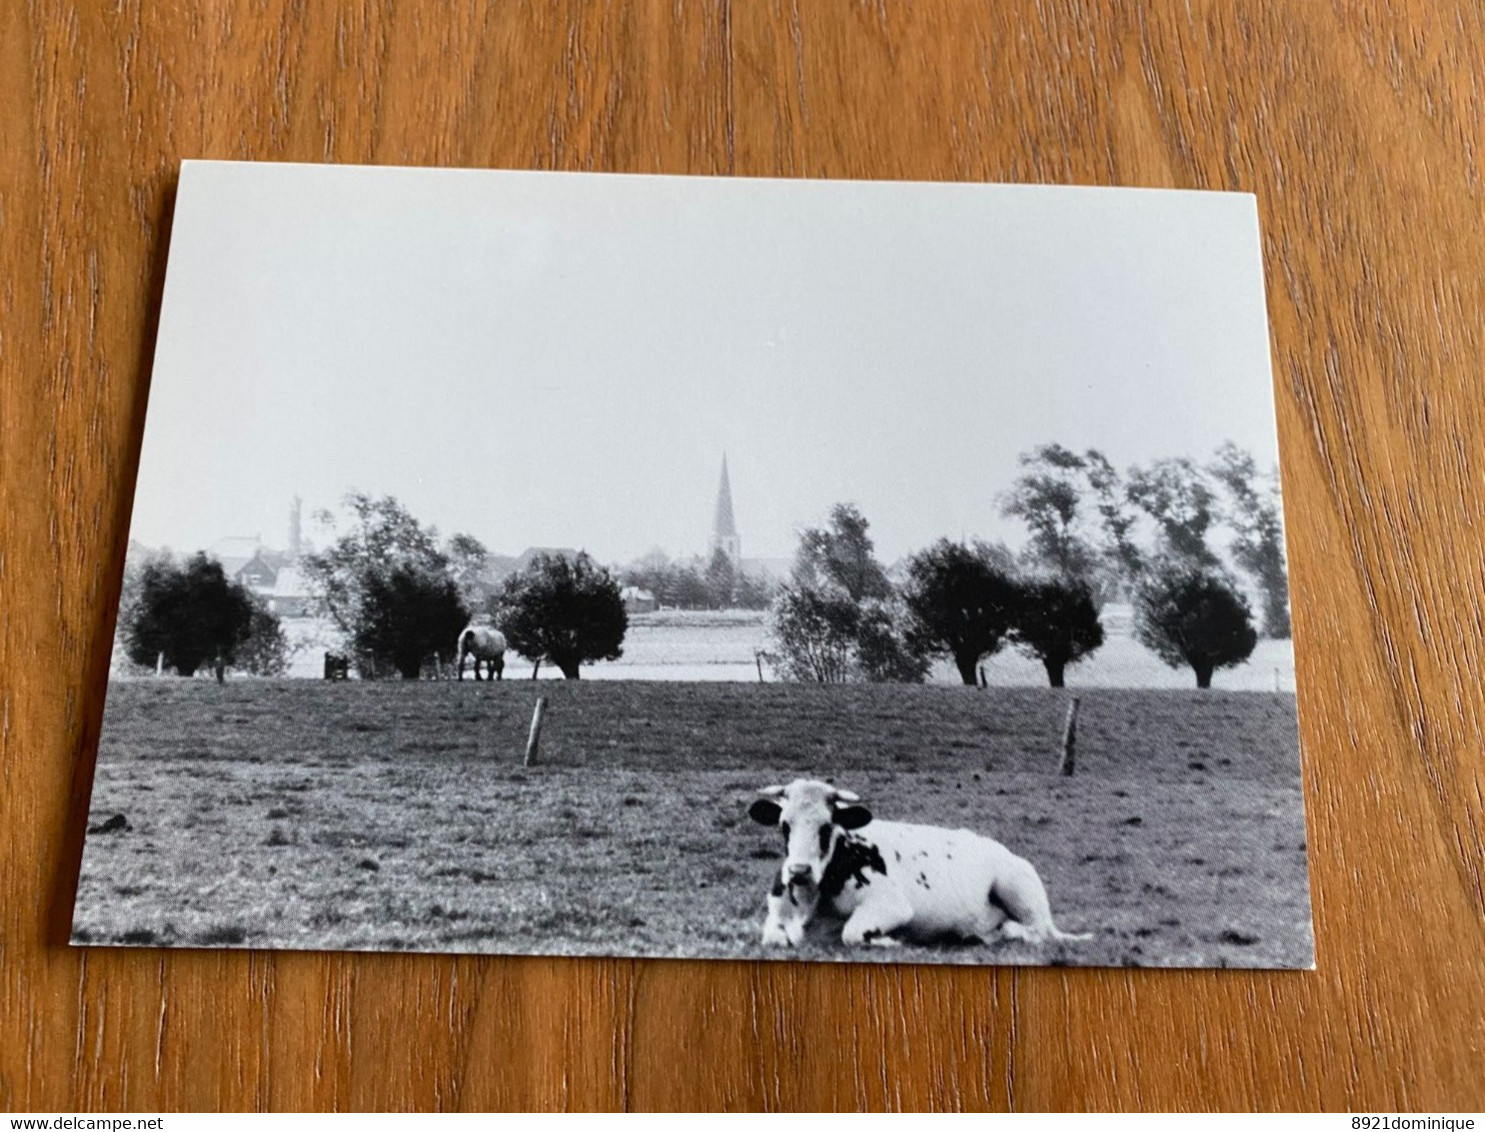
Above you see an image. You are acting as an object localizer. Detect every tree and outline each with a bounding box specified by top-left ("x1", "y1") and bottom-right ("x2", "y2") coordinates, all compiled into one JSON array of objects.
[
  {"x1": 794, "y1": 503, "x2": 893, "y2": 602},
  {"x1": 622, "y1": 549, "x2": 765, "y2": 611},
  {"x1": 766, "y1": 586, "x2": 928, "y2": 684},
  {"x1": 765, "y1": 582, "x2": 862, "y2": 683},
  {"x1": 664, "y1": 564, "x2": 714, "y2": 610},
  {"x1": 301, "y1": 494, "x2": 451, "y2": 637},
  {"x1": 704, "y1": 547, "x2": 738, "y2": 609},
  {"x1": 124, "y1": 553, "x2": 256, "y2": 681},
  {"x1": 767, "y1": 503, "x2": 925, "y2": 684},
  {"x1": 235, "y1": 599, "x2": 294, "y2": 676},
  {"x1": 1013, "y1": 577, "x2": 1105, "y2": 687},
  {"x1": 498, "y1": 552, "x2": 627, "y2": 679},
  {"x1": 1209, "y1": 442, "x2": 1290, "y2": 638},
  {"x1": 445, "y1": 532, "x2": 494, "y2": 612},
  {"x1": 853, "y1": 598, "x2": 933, "y2": 683},
  {"x1": 1001, "y1": 444, "x2": 1101, "y2": 582},
  {"x1": 112, "y1": 545, "x2": 170, "y2": 675},
  {"x1": 352, "y1": 564, "x2": 469, "y2": 679},
  {"x1": 903, "y1": 540, "x2": 1023, "y2": 686},
  {"x1": 621, "y1": 548, "x2": 675, "y2": 602},
  {"x1": 1126, "y1": 458, "x2": 1220, "y2": 568},
  {"x1": 302, "y1": 494, "x2": 472, "y2": 676},
  {"x1": 1083, "y1": 449, "x2": 1143, "y2": 581},
  {"x1": 732, "y1": 568, "x2": 776, "y2": 611},
  {"x1": 1134, "y1": 561, "x2": 1257, "y2": 688}
]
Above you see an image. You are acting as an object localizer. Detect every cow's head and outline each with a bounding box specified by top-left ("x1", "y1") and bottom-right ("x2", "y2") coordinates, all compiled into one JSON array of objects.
[{"x1": 747, "y1": 778, "x2": 873, "y2": 890}]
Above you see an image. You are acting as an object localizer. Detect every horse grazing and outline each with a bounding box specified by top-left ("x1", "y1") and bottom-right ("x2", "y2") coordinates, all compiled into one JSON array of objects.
[{"x1": 456, "y1": 625, "x2": 507, "y2": 681}]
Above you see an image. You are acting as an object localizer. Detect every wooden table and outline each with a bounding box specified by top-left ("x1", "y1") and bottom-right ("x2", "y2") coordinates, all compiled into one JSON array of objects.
[{"x1": 3, "y1": 2, "x2": 1482, "y2": 1112}]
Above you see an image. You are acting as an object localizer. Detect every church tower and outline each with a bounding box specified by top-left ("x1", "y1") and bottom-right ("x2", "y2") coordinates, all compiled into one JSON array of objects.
[
  {"x1": 710, "y1": 455, "x2": 741, "y2": 566},
  {"x1": 287, "y1": 495, "x2": 303, "y2": 560}
]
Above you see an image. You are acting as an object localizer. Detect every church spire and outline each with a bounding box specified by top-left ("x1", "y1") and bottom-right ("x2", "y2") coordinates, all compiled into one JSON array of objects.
[{"x1": 710, "y1": 455, "x2": 741, "y2": 564}]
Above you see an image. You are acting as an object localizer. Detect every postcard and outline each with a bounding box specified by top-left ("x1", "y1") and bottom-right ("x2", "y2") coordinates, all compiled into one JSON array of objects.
[{"x1": 73, "y1": 162, "x2": 1313, "y2": 967}]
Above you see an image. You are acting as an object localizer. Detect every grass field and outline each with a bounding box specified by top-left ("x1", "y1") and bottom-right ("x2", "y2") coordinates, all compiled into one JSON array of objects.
[
  {"x1": 72, "y1": 680, "x2": 1314, "y2": 968},
  {"x1": 278, "y1": 607, "x2": 1299, "y2": 689}
]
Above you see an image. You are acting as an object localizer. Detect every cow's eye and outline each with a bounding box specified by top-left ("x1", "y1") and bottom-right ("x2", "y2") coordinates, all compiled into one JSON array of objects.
[{"x1": 819, "y1": 826, "x2": 832, "y2": 852}]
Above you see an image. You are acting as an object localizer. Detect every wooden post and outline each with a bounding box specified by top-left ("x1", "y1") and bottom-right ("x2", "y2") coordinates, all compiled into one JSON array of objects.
[
  {"x1": 531, "y1": 658, "x2": 541, "y2": 680},
  {"x1": 755, "y1": 652, "x2": 764, "y2": 683},
  {"x1": 978, "y1": 664, "x2": 987, "y2": 689},
  {"x1": 524, "y1": 696, "x2": 548, "y2": 767},
  {"x1": 1057, "y1": 696, "x2": 1080, "y2": 776},
  {"x1": 155, "y1": 651, "x2": 165, "y2": 676}
]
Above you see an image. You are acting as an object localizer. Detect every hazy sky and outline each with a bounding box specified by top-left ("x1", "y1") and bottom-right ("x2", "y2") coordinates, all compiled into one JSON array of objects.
[{"x1": 132, "y1": 162, "x2": 1281, "y2": 564}]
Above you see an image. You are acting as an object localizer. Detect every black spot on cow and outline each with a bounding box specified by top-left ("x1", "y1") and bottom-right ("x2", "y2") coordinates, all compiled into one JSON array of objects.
[
  {"x1": 819, "y1": 834, "x2": 888, "y2": 899},
  {"x1": 916, "y1": 871, "x2": 931, "y2": 889},
  {"x1": 894, "y1": 850, "x2": 902, "y2": 863}
]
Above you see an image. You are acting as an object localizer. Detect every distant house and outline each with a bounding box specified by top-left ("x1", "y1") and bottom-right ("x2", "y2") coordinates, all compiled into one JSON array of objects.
[
  {"x1": 207, "y1": 537, "x2": 287, "y2": 593},
  {"x1": 236, "y1": 548, "x2": 279, "y2": 591},
  {"x1": 621, "y1": 586, "x2": 658, "y2": 614},
  {"x1": 208, "y1": 536, "x2": 267, "y2": 580},
  {"x1": 263, "y1": 564, "x2": 313, "y2": 618}
]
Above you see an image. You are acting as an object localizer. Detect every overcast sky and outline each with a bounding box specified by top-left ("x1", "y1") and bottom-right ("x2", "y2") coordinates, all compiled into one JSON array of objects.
[{"x1": 131, "y1": 162, "x2": 1281, "y2": 565}]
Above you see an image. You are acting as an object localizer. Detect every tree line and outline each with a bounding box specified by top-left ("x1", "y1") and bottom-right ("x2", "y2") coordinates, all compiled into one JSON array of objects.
[
  {"x1": 299, "y1": 494, "x2": 627, "y2": 679},
  {"x1": 120, "y1": 494, "x2": 629, "y2": 681},
  {"x1": 118, "y1": 551, "x2": 294, "y2": 681},
  {"x1": 618, "y1": 548, "x2": 774, "y2": 611},
  {"x1": 119, "y1": 440, "x2": 1284, "y2": 688},
  {"x1": 766, "y1": 441, "x2": 1287, "y2": 689}
]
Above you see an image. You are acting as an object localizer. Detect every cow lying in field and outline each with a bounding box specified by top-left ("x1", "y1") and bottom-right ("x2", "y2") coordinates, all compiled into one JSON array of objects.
[{"x1": 746, "y1": 778, "x2": 1090, "y2": 949}]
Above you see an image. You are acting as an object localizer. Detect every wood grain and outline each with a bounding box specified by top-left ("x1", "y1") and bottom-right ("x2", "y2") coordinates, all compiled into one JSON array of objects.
[{"x1": 2, "y1": 0, "x2": 1482, "y2": 1112}]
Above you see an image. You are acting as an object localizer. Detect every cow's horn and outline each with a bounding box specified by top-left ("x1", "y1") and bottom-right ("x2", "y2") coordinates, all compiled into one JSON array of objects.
[
  {"x1": 828, "y1": 788, "x2": 860, "y2": 804},
  {"x1": 757, "y1": 785, "x2": 787, "y2": 798}
]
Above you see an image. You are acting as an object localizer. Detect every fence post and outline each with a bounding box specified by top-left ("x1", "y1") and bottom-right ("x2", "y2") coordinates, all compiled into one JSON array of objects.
[
  {"x1": 524, "y1": 696, "x2": 548, "y2": 767},
  {"x1": 1057, "y1": 696, "x2": 1080, "y2": 776},
  {"x1": 978, "y1": 664, "x2": 987, "y2": 689},
  {"x1": 755, "y1": 652, "x2": 765, "y2": 683}
]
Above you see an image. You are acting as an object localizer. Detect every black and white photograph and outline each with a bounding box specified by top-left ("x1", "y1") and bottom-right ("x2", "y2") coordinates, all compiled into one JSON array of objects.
[{"x1": 73, "y1": 162, "x2": 1313, "y2": 968}]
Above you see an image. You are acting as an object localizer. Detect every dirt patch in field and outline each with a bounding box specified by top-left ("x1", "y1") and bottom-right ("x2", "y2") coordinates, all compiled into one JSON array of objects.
[{"x1": 71, "y1": 680, "x2": 1312, "y2": 968}]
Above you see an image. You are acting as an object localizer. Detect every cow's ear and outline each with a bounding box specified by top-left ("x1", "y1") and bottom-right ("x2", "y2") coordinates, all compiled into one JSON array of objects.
[
  {"x1": 748, "y1": 799, "x2": 782, "y2": 826},
  {"x1": 833, "y1": 804, "x2": 872, "y2": 830}
]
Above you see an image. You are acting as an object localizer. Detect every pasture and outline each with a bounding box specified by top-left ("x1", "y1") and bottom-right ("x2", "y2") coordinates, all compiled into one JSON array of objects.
[
  {"x1": 279, "y1": 607, "x2": 1299, "y2": 690},
  {"x1": 72, "y1": 680, "x2": 1314, "y2": 968}
]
